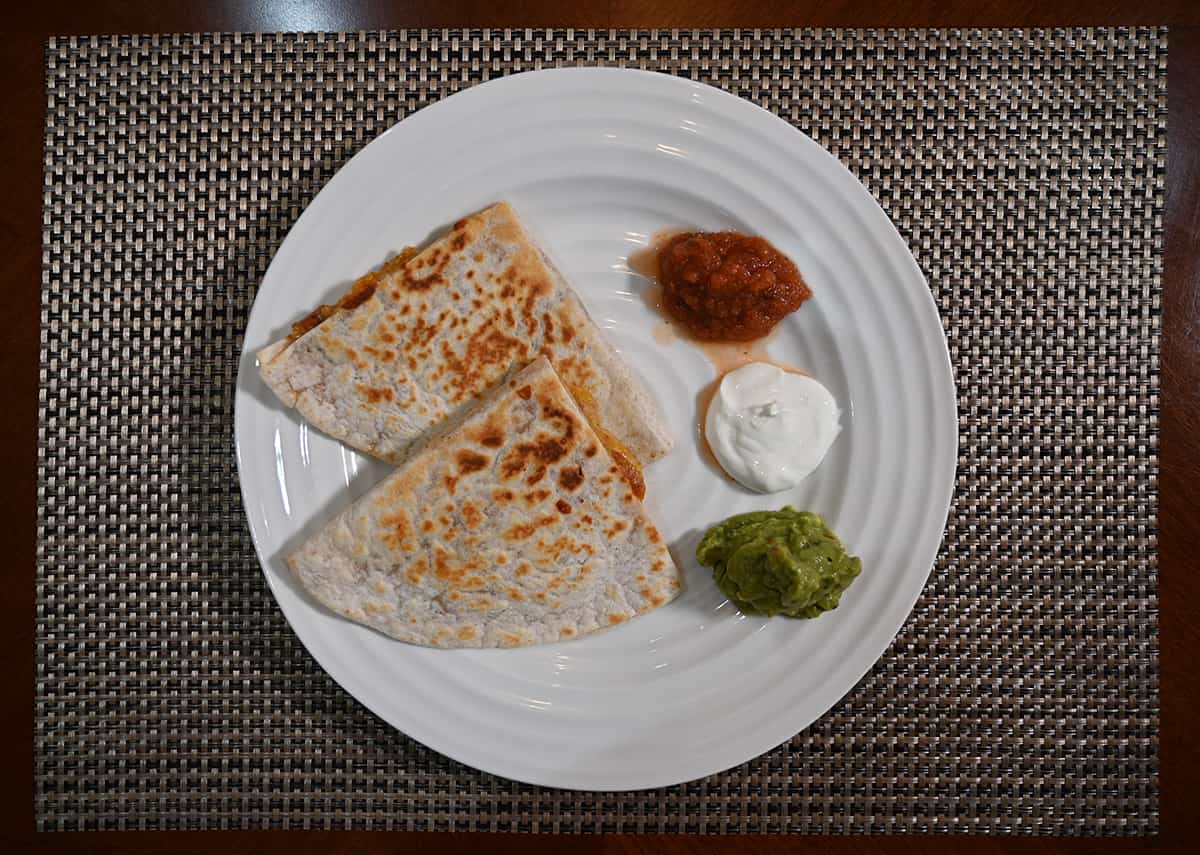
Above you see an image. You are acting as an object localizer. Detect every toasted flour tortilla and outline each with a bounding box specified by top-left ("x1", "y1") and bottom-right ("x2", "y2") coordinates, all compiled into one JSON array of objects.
[
  {"x1": 258, "y1": 202, "x2": 672, "y2": 465},
  {"x1": 288, "y1": 357, "x2": 682, "y2": 648}
]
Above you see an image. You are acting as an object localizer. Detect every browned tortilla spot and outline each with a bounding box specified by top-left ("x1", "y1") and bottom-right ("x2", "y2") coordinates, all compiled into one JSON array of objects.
[
  {"x1": 401, "y1": 270, "x2": 443, "y2": 291},
  {"x1": 461, "y1": 502, "x2": 484, "y2": 530},
  {"x1": 559, "y1": 465, "x2": 585, "y2": 491},
  {"x1": 356, "y1": 384, "x2": 393, "y2": 405},
  {"x1": 379, "y1": 510, "x2": 411, "y2": 550},
  {"x1": 525, "y1": 465, "x2": 547, "y2": 486},
  {"x1": 605, "y1": 520, "x2": 628, "y2": 538},
  {"x1": 434, "y1": 320, "x2": 524, "y2": 404},
  {"x1": 406, "y1": 557, "x2": 429, "y2": 584},
  {"x1": 558, "y1": 310, "x2": 576, "y2": 343},
  {"x1": 456, "y1": 449, "x2": 490, "y2": 474},
  {"x1": 504, "y1": 515, "x2": 558, "y2": 541}
]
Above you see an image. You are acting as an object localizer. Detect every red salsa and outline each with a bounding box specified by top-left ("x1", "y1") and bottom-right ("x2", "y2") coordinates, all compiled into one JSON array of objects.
[{"x1": 657, "y1": 232, "x2": 811, "y2": 341}]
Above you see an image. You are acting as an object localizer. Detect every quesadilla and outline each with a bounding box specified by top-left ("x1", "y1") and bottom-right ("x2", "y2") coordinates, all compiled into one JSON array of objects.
[
  {"x1": 288, "y1": 357, "x2": 682, "y2": 648},
  {"x1": 257, "y1": 202, "x2": 672, "y2": 469}
]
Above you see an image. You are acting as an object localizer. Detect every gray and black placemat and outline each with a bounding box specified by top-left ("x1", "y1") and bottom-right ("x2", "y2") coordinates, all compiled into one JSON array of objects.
[{"x1": 37, "y1": 28, "x2": 1161, "y2": 832}]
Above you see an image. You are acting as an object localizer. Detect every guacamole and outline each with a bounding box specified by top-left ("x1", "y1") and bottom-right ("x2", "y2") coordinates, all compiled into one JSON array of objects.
[{"x1": 696, "y1": 507, "x2": 861, "y2": 618}]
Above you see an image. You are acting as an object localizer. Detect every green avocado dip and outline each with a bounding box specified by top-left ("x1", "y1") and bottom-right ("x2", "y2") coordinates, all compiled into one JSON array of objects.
[{"x1": 696, "y1": 507, "x2": 861, "y2": 618}]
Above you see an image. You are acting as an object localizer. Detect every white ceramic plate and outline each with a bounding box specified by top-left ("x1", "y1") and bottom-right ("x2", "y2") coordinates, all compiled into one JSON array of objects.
[{"x1": 234, "y1": 68, "x2": 956, "y2": 791}]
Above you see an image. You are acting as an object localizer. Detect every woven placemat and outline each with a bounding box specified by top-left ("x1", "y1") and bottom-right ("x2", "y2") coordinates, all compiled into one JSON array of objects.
[{"x1": 37, "y1": 28, "x2": 1162, "y2": 833}]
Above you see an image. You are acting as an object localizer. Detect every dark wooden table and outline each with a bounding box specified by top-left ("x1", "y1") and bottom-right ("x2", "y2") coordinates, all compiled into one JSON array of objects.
[{"x1": 3, "y1": 3, "x2": 1198, "y2": 852}]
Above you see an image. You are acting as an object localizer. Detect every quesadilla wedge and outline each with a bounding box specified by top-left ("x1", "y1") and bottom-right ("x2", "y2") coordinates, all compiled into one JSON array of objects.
[
  {"x1": 257, "y1": 202, "x2": 672, "y2": 469},
  {"x1": 288, "y1": 357, "x2": 682, "y2": 648}
]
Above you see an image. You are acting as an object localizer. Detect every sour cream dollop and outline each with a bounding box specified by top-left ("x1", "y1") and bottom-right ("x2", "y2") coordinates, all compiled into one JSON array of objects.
[{"x1": 705, "y1": 362, "x2": 841, "y2": 493}]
